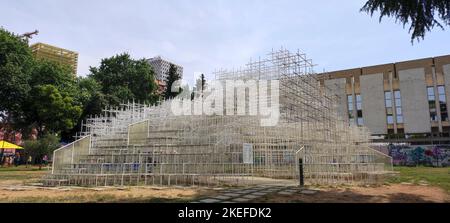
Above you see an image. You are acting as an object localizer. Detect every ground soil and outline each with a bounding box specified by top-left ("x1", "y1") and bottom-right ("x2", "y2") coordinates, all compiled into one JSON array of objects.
[
  {"x1": 255, "y1": 184, "x2": 449, "y2": 203},
  {"x1": 0, "y1": 166, "x2": 448, "y2": 203},
  {"x1": 0, "y1": 186, "x2": 218, "y2": 203}
]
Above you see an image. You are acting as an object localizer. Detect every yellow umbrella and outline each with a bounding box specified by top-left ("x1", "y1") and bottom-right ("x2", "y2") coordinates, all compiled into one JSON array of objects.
[{"x1": 0, "y1": 140, "x2": 24, "y2": 149}]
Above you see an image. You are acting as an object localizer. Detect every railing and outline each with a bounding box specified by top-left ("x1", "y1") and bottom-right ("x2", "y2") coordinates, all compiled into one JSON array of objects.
[{"x1": 52, "y1": 135, "x2": 91, "y2": 174}]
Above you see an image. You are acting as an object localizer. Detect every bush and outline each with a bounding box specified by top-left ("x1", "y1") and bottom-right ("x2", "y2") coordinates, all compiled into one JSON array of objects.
[{"x1": 24, "y1": 134, "x2": 60, "y2": 164}]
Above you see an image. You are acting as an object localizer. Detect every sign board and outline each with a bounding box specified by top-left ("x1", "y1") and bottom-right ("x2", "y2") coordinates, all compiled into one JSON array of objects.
[{"x1": 243, "y1": 143, "x2": 254, "y2": 164}]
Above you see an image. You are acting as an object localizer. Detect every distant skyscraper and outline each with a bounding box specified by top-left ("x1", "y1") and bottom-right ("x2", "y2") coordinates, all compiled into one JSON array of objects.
[
  {"x1": 147, "y1": 56, "x2": 183, "y2": 82},
  {"x1": 30, "y1": 42, "x2": 78, "y2": 75}
]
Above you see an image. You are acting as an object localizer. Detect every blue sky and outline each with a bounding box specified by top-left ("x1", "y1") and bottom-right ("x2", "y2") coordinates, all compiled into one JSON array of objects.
[{"x1": 1, "y1": 0, "x2": 449, "y2": 85}]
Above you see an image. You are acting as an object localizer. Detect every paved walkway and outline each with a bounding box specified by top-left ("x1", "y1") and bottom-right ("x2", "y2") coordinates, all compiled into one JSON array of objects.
[{"x1": 196, "y1": 185, "x2": 318, "y2": 203}]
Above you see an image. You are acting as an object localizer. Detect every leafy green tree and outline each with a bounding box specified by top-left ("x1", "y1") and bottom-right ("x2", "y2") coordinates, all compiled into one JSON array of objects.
[
  {"x1": 12, "y1": 59, "x2": 80, "y2": 138},
  {"x1": 89, "y1": 53, "x2": 158, "y2": 105},
  {"x1": 0, "y1": 28, "x2": 82, "y2": 140},
  {"x1": 0, "y1": 28, "x2": 33, "y2": 122},
  {"x1": 361, "y1": 0, "x2": 450, "y2": 42},
  {"x1": 164, "y1": 64, "x2": 182, "y2": 99},
  {"x1": 24, "y1": 134, "x2": 60, "y2": 169},
  {"x1": 22, "y1": 85, "x2": 82, "y2": 138},
  {"x1": 30, "y1": 59, "x2": 77, "y2": 94},
  {"x1": 61, "y1": 76, "x2": 107, "y2": 141},
  {"x1": 75, "y1": 76, "x2": 106, "y2": 118}
]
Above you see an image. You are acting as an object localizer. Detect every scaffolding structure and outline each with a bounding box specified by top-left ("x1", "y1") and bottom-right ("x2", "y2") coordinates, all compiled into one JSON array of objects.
[{"x1": 43, "y1": 49, "x2": 392, "y2": 187}]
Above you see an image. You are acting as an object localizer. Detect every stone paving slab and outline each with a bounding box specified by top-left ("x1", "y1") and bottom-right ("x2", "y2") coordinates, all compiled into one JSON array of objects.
[
  {"x1": 300, "y1": 190, "x2": 318, "y2": 195},
  {"x1": 242, "y1": 194, "x2": 261, "y2": 199},
  {"x1": 232, "y1": 198, "x2": 251, "y2": 202},
  {"x1": 243, "y1": 189, "x2": 259, "y2": 192},
  {"x1": 234, "y1": 191, "x2": 250, "y2": 194},
  {"x1": 223, "y1": 193, "x2": 242, "y2": 197},
  {"x1": 241, "y1": 190, "x2": 257, "y2": 194},
  {"x1": 252, "y1": 192, "x2": 268, "y2": 196},
  {"x1": 199, "y1": 198, "x2": 221, "y2": 203},
  {"x1": 266, "y1": 189, "x2": 282, "y2": 192},
  {"x1": 278, "y1": 191, "x2": 294, "y2": 195},
  {"x1": 214, "y1": 195, "x2": 232, "y2": 200},
  {"x1": 195, "y1": 185, "x2": 319, "y2": 203}
]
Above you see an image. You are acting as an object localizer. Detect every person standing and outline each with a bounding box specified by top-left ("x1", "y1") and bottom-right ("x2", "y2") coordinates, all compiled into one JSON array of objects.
[
  {"x1": 42, "y1": 155, "x2": 48, "y2": 166},
  {"x1": 26, "y1": 155, "x2": 32, "y2": 168},
  {"x1": 4, "y1": 156, "x2": 9, "y2": 167},
  {"x1": 14, "y1": 153, "x2": 20, "y2": 167}
]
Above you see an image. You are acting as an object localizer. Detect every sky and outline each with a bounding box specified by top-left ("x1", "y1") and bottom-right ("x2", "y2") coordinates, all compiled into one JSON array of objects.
[{"x1": 1, "y1": 0, "x2": 450, "y2": 86}]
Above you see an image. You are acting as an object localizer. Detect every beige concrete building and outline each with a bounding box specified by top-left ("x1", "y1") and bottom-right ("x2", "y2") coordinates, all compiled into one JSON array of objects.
[{"x1": 317, "y1": 55, "x2": 450, "y2": 144}]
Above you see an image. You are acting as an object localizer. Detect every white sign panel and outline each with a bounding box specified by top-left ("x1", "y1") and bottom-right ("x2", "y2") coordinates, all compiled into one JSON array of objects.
[{"x1": 243, "y1": 143, "x2": 254, "y2": 164}]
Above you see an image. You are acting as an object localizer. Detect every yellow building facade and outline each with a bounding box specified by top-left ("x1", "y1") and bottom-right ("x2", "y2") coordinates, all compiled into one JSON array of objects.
[{"x1": 30, "y1": 42, "x2": 78, "y2": 75}]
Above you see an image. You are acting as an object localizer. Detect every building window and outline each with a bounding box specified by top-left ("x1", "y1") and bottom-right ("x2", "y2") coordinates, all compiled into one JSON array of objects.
[
  {"x1": 357, "y1": 117, "x2": 364, "y2": 126},
  {"x1": 385, "y1": 91, "x2": 394, "y2": 125},
  {"x1": 387, "y1": 115, "x2": 394, "y2": 124},
  {"x1": 347, "y1": 95, "x2": 354, "y2": 125},
  {"x1": 394, "y1": 90, "x2": 403, "y2": 124},
  {"x1": 356, "y1": 94, "x2": 362, "y2": 110},
  {"x1": 356, "y1": 94, "x2": 363, "y2": 126},
  {"x1": 347, "y1": 95, "x2": 353, "y2": 110},
  {"x1": 427, "y1": 87, "x2": 438, "y2": 122},
  {"x1": 438, "y1": 86, "x2": 448, "y2": 122},
  {"x1": 385, "y1": 91, "x2": 392, "y2": 108}
]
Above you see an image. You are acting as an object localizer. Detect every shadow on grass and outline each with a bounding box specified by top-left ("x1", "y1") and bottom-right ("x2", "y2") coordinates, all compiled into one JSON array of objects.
[{"x1": 253, "y1": 188, "x2": 439, "y2": 203}]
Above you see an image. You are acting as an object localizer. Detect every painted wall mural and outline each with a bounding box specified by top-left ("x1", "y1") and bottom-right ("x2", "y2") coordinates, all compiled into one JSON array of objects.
[{"x1": 388, "y1": 144, "x2": 450, "y2": 167}]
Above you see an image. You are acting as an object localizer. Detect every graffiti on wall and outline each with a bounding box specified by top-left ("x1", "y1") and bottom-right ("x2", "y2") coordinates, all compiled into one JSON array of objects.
[{"x1": 388, "y1": 144, "x2": 450, "y2": 167}]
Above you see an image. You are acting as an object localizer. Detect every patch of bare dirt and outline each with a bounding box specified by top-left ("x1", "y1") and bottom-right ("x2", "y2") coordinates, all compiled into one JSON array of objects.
[{"x1": 257, "y1": 184, "x2": 449, "y2": 203}]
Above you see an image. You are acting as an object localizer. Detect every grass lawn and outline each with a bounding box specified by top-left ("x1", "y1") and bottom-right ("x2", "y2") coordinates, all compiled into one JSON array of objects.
[
  {"x1": 387, "y1": 166, "x2": 450, "y2": 193},
  {"x1": 0, "y1": 165, "x2": 448, "y2": 202},
  {"x1": 0, "y1": 165, "x2": 49, "y2": 183},
  {"x1": 0, "y1": 165, "x2": 215, "y2": 203}
]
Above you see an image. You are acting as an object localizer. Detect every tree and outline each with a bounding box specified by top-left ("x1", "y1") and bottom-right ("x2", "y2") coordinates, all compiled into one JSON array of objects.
[
  {"x1": 361, "y1": 0, "x2": 450, "y2": 42},
  {"x1": 74, "y1": 76, "x2": 106, "y2": 118},
  {"x1": 61, "y1": 76, "x2": 107, "y2": 142},
  {"x1": 24, "y1": 134, "x2": 60, "y2": 169},
  {"x1": 0, "y1": 28, "x2": 33, "y2": 122},
  {"x1": 196, "y1": 74, "x2": 206, "y2": 94},
  {"x1": 0, "y1": 28, "x2": 83, "y2": 140},
  {"x1": 89, "y1": 53, "x2": 158, "y2": 106},
  {"x1": 164, "y1": 64, "x2": 182, "y2": 99},
  {"x1": 30, "y1": 59, "x2": 77, "y2": 94},
  {"x1": 191, "y1": 74, "x2": 206, "y2": 100},
  {"x1": 12, "y1": 59, "x2": 81, "y2": 139},
  {"x1": 22, "y1": 85, "x2": 82, "y2": 138}
]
